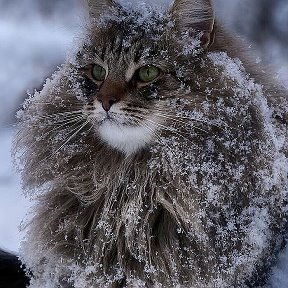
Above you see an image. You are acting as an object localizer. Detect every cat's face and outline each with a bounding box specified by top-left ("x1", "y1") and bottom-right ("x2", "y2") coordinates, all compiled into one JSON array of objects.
[
  {"x1": 21, "y1": 1, "x2": 215, "y2": 160},
  {"x1": 74, "y1": 14, "x2": 179, "y2": 155},
  {"x1": 70, "y1": 6, "x2": 206, "y2": 155}
]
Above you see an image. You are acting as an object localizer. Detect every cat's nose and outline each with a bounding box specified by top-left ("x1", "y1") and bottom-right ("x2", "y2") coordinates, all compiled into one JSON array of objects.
[
  {"x1": 97, "y1": 96, "x2": 119, "y2": 112},
  {"x1": 97, "y1": 80, "x2": 126, "y2": 112}
]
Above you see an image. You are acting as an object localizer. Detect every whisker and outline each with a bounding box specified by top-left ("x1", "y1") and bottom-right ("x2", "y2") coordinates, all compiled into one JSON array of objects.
[
  {"x1": 47, "y1": 116, "x2": 85, "y2": 133},
  {"x1": 153, "y1": 113, "x2": 208, "y2": 134},
  {"x1": 152, "y1": 108, "x2": 206, "y2": 123},
  {"x1": 140, "y1": 121, "x2": 178, "y2": 159},
  {"x1": 17, "y1": 116, "x2": 86, "y2": 157},
  {"x1": 39, "y1": 120, "x2": 89, "y2": 163},
  {"x1": 27, "y1": 102, "x2": 86, "y2": 108},
  {"x1": 151, "y1": 107, "x2": 230, "y2": 130},
  {"x1": 144, "y1": 118, "x2": 196, "y2": 147},
  {"x1": 35, "y1": 115, "x2": 84, "y2": 127},
  {"x1": 29, "y1": 111, "x2": 83, "y2": 121},
  {"x1": 42, "y1": 110, "x2": 84, "y2": 118},
  {"x1": 30, "y1": 111, "x2": 84, "y2": 126},
  {"x1": 53, "y1": 121, "x2": 90, "y2": 155}
]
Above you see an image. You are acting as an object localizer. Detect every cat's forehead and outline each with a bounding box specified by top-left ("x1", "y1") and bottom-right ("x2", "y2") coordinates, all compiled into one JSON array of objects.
[
  {"x1": 74, "y1": 9, "x2": 176, "y2": 70},
  {"x1": 94, "y1": 29, "x2": 161, "y2": 62},
  {"x1": 80, "y1": 20, "x2": 170, "y2": 70},
  {"x1": 94, "y1": 18, "x2": 166, "y2": 48},
  {"x1": 91, "y1": 9, "x2": 169, "y2": 50}
]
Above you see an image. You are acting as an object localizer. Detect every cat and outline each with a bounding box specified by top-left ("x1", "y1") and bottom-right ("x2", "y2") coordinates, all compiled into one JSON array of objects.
[{"x1": 3, "y1": 0, "x2": 288, "y2": 287}]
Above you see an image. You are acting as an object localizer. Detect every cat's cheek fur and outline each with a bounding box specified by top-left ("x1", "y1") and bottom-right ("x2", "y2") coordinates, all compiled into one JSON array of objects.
[{"x1": 98, "y1": 122, "x2": 155, "y2": 155}]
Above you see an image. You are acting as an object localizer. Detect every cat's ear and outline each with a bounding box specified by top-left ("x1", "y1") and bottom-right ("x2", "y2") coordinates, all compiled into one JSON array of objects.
[
  {"x1": 87, "y1": 0, "x2": 115, "y2": 19},
  {"x1": 169, "y1": 0, "x2": 215, "y2": 49}
]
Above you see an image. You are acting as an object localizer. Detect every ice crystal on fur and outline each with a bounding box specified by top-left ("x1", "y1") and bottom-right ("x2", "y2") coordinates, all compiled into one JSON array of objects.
[{"x1": 14, "y1": 0, "x2": 288, "y2": 287}]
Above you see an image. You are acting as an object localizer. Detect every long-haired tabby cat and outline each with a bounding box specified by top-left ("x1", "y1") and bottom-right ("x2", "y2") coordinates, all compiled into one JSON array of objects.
[{"x1": 2, "y1": 0, "x2": 288, "y2": 287}]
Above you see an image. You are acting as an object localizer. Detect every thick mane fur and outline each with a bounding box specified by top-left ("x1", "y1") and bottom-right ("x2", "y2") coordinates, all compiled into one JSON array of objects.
[{"x1": 13, "y1": 0, "x2": 288, "y2": 287}]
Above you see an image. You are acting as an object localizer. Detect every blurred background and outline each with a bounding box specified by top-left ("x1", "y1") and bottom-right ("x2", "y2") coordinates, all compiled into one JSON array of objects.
[
  {"x1": 0, "y1": 0, "x2": 288, "y2": 256},
  {"x1": 215, "y1": 0, "x2": 288, "y2": 84},
  {"x1": 0, "y1": 0, "x2": 84, "y2": 251}
]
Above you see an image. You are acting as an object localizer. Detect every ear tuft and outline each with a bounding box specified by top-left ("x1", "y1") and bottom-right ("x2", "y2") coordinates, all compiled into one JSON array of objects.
[{"x1": 170, "y1": 0, "x2": 215, "y2": 49}]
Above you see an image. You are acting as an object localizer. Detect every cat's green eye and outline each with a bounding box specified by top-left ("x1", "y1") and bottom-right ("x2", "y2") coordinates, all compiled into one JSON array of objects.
[
  {"x1": 92, "y1": 64, "x2": 106, "y2": 81},
  {"x1": 138, "y1": 66, "x2": 160, "y2": 83}
]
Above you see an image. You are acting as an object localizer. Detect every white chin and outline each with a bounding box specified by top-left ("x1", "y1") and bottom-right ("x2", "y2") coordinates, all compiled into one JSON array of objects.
[{"x1": 98, "y1": 121, "x2": 154, "y2": 155}]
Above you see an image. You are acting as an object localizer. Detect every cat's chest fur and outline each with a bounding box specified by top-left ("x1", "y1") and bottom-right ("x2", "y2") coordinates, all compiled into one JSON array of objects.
[{"x1": 99, "y1": 121, "x2": 153, "y2": 154}]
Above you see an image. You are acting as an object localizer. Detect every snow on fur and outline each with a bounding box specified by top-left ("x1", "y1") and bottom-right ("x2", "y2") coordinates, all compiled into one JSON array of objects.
[{"x1": 12, "y1": 1, "x2": 288, "y2": 287}]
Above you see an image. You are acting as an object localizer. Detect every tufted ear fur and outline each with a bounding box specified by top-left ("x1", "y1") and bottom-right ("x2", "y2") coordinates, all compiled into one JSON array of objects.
[
  {"x1": 87, "y1": 0, "x2": 115, "y2": 19},
  {"x1": 170, "y1": 0, "x2": 215, "y2": 49}
]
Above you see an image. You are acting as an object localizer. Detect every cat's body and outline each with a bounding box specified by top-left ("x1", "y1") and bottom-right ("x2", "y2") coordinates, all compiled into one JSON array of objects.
[{"x1": 7, "y1": 0, "x2": 288, "y2": 287}]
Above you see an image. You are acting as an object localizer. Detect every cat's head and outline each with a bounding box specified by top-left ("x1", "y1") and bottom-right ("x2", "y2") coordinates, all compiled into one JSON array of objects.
[
  {"x1": 64, "y1": 0, "x2": 215, "y2": 155},
  {"x1": 20, "y1": 0, "x2": 217, "y2": 161}
]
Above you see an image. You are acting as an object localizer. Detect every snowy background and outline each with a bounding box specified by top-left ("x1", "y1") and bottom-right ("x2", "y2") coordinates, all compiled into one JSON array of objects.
[
  {"x1": 0, "y1": 0, "x2": 287, "y2": 286},
  {"x1": 0, "y1": 0, "x2": 84, "y2": 251}
]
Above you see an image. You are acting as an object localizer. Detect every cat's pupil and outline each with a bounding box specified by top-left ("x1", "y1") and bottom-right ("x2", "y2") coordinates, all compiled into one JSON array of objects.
[{"x1": 138, "y1": 66, "x2": 160, "y2": 83}]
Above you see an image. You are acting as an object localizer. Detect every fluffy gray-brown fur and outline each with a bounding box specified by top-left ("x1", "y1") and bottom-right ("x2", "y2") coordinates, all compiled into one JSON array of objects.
[{"x1": 14, "y1": 0, "x2": 288, "y2": 287}]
